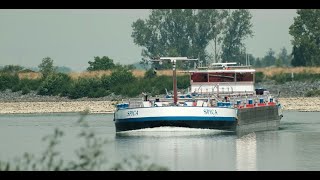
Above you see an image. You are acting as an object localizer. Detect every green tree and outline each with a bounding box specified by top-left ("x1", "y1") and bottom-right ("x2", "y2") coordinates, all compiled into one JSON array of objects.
[
  {"x1": 289, "y1": 9, "x2": 320, "y2": 66},
  {"x1": 114, "y1": 63, "x2": 136, "y2": 71},
  {"x1": 262, "y1": 48, "x2": 276, "y2": 67},
  {"x1": 37, "y1": 73, "x2": 72, "y2": 96},
  {"x1": 291, "y1": 45, "x2": 307, "y2": 66},
  {"x1": 275, "y1": 58, "x2": 283, "y2": 67},
  {"x1": 278, "y1": 47, "x2": 291, "y2": 67},
  {"x1": 56, "y1": 66, "x2": 72, "y2": 73},
  {"x1": 38, "y1": 57, "x2": 57, "y2": 79},
  {"x1": 144, "y1": 68, "x2": 157, "y2": 79},
  {"x1": 131, "y1": 9, "x2": 228, "y2": 69},
  {"x1": 221, "y1": 9, "x2": 253, "y2": 64},
  {"x1": 254, "y1": 57, "x2": 262, "y2": 68},
  {"x1": 0, "y1": 73, "x2": 19, "y2": 91},
  {"x1": 0, "y1": 65, "x2": 24, "y2": 74},
  {"x1": 87, "y1": 56, "x2": 115, "y2": 71}
]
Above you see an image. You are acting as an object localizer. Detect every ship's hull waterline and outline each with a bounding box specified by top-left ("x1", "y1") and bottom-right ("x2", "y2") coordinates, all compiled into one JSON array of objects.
[{"x1": 114, "y1": 105, "x2": 281, "y2": 133}]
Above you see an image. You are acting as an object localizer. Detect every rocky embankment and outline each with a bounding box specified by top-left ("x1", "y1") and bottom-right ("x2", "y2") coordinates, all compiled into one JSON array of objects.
[
  {"x1": 0, "y1": 80, "x2": 320, "y2": 114},
  {"x1": 256, "y1": 80, "x2": 320, "y2": 98}
]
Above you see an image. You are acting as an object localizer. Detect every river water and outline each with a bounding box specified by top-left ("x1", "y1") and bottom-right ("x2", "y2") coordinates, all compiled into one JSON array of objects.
[{"x1": 0, "y1": 111, "x2": 319, "y2": 171}]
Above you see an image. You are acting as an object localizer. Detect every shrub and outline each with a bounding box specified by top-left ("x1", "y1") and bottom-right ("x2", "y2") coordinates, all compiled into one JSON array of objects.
[
  {"x1": 21, "y1": 86, "x2": 30, "y2": 95},
  {"x1": 255, "y1": 72, "x2": 265, "y2": 83},
  {"x1": 88, "y1": 88, "x2": 110, "y2": 98},
  {"x1": 270, "y1": 73, "x2": 291, "y2": 84},
  {"x1": 177, "y1": 75, "x2": 190, "y2": 89},
  {"x1": 305, "y1": 89, "x2": 320, "y2": 97},
  {"x1": 110, "y1": 69, "x2": 136, "y2": 87},
  {"x1": 0, "y1": 73, "x2": 19, "y2": 91},
  {"x1": 37, "y1": 73, "x2": 71, "y2": 96},
  {"x1": 12, "y1": 78, "x2": 42, "y2": 92},
  {"x1": 87, "y1": 56, "x2": 115, "y2": 71},
  {"x1": 38, "y1": 57, "x2": 57, "y2": 79},
  {"x1": 67, "y1": 77, "x2": 102, "y2": 99},
  {"x1": 144, "y1": 69, "x2": 157, "y2": 79},
  {"x1": 0, "y1": 65, "x2": 24, "y2": 74}
]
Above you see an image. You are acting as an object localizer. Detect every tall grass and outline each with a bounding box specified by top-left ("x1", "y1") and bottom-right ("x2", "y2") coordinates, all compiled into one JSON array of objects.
[
  {"x1": 256, "y1": 67, "x2": 320, "y2": 77},
  {"x1": 18, "y1": 72, "x2": 41, "y2": 79},
  {"x1": 19, "y1": 70, "x2": 188, "y2": 80}
]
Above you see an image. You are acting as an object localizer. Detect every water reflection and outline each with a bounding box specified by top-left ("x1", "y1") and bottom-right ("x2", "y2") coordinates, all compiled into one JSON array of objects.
[
  {"x1": 236, "y1": 133, "x2": 257, "y2": 171},
  {"x1": 114, "y1": 127, "x2": 237, "y2": 170},
  {"x1": 116, "y1": 127, "x2": 235, "y2": 138}
]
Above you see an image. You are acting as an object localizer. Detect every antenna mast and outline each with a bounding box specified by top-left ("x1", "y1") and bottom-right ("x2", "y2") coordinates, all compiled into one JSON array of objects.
[{"x1": 153, "y1": 57, "x2": 198, "y2": 105}]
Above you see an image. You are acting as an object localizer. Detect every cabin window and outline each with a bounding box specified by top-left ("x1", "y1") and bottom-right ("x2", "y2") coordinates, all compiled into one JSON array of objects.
[
  {"x1": 191, "y1": 73, "x2": 208, "y2": 82},
  {"x1": 208, "y1": 73, "x2": 235, "y2": 82},
  {"x1": 236, "y1": 72, "x2": 253, "y2": 82}
]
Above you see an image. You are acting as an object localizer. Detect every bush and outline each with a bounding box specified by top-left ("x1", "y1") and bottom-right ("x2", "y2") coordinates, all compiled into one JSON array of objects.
[
  {"x1": 110, "y1": 69, "x2": 136, "y2": 87},
  {"x1": 270, "y1": 72, "x2": 320, "y2": 84},
  {"x1": 100, "y1": 75, "x2": 112, "y2": 90},
  {"x1": 12, "y1": 78, "x2": 42, "y2": 92},
  {"x1": 0, "y1": 65, "x2": 24, "y2": 74},
  {"x1": 0, "y1": 73, "x2": 19, "y2": 91},
  {"x1": 19, "y1": 78, "x2": 42, "y2": 91},
  {"x1": 88, "y1": 88, "x2": 110, "y2": 98},
  {"x1": 37, "y1": 73, "x2": 71, "y2": 96},
  {"x1": 87, "y1": 56, "x2": 115, "y2": 71},
  {"x1": 292, "y1": 73, "x2": 320, "y2": 82},
  {"x1": 38, "y1": 57, "x2": 57, "y2": 79},
  {"x1": 67, "y1": 77, "x2": 103, "y2": 99},
  {"x1": 270, "y1": 73, "x2": 291, "y2": 84},
  {"x1": 255, "y1": 72, "x2": 265, "y2": 83},
  {"x1": 177, "y1": 75, "x2": 190, "y2": 89},
  {"x1": 21, "y1": 86, "x2": 31, "y2": 95},
  {"x1": 305, "y1": 89, "x2": 320, "y2": 97},
  {"x1": 144, "y1": 69, "x2": 157, "y2": 79}
]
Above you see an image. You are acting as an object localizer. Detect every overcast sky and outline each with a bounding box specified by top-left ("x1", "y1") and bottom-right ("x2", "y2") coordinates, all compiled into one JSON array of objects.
[{"x1": 0, "y1": 9, "x2": 297, "y2": 71}]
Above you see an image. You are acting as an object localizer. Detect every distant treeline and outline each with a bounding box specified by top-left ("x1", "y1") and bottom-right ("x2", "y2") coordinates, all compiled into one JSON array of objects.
[
  {"x1": 2, "y1": 67, "x2": 320, "y2": 98},
  {"x1": 2, "y1": 55, "x2": 320, "y2": 98},
  {"x1": 0, "y1": 68, "x2": 189, "y2": 99}
]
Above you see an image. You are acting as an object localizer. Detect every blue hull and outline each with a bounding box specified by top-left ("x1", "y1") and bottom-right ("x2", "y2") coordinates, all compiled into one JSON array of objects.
[{"x1": 115, "y1": 117, "x2": 237, "y2": 132}]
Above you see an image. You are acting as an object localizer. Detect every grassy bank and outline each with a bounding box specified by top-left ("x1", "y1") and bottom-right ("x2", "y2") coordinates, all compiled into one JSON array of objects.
[
  {"x1": 19, "y1": 69, "x2": 188, "y2": 80},
  {"x1": 2, "y1": 67, "x2": 320, "y2": 100}
]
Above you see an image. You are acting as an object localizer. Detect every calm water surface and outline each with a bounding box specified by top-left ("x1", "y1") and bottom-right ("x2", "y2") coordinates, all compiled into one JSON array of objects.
[{"x1": 0, "y1": 111, "x2": 320, "y2": 171}]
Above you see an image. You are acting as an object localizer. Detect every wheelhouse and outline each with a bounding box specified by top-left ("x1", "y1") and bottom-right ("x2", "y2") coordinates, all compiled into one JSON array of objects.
[{"x1": 188, "y1": 64, "x2": 255, "y2": 95}]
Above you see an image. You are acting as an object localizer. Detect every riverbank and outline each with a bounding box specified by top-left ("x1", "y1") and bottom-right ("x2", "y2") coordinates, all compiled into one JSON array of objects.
[
  {"x1": 0, "y1": 101, "x2": 116, "y2": 114},
  {"x1": 278, "y1": 97, "x2": 320, "y2": 112},
  {"x1": 0, "y1": 97, "x2": 319, "y2": 114}
]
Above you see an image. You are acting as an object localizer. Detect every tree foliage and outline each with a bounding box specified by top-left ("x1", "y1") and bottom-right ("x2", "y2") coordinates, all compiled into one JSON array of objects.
[
  {"x1": 131, "y1": 9, "x2": 229, "y2": 68},
  {"x1": 38, "y1": 57, "x2": 57, "y2": 79},
  {"x1": 277, "y1": 47, "x2": 291, "y2": 67},
  {"x1": 56, "y1": 66, "x2": 72, "y2": 73},
  {"x1": 262, "y1": 48, "x2": 276, "y2": 67},
  {"x1": 87, "y1": 56, "x2": 115, "y2": 71},
  {"x1": 37, "y1": 73, "x2": 72, "y2": 96},
  {"x1": 289, "y1": 9, "x2": 320, "y2": 66},
  {"x1": 291, "y1": 44, "x2": 307, "y2": 66},
  {"x1": 0, "y1": 65, "x2": 24, "y2": 74},
  {"x1": 221, "y1": 9, "x2": 253, "y2": 64}
]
